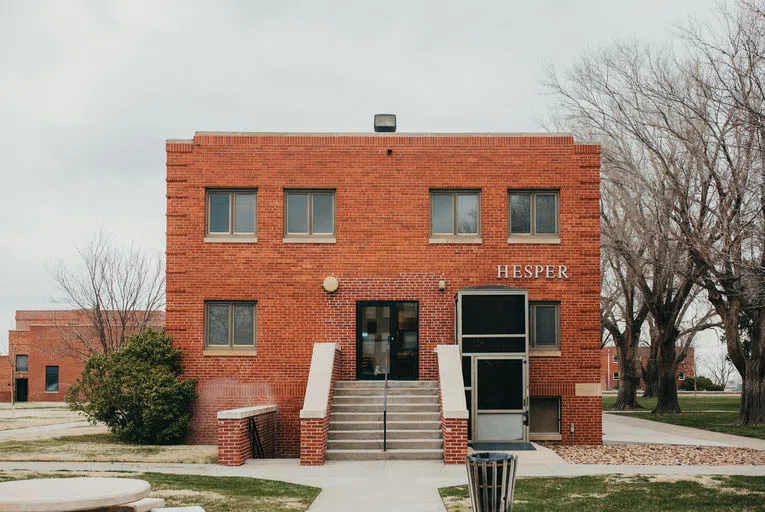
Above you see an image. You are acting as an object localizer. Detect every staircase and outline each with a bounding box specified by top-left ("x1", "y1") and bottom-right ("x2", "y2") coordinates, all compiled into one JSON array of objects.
[{"x1": 327, "y1": 380, "x2": 443, "y2": 460}]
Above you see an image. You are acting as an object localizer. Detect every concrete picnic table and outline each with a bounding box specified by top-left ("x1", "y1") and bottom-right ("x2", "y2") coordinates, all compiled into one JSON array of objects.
[{"x1": 0, "y1": 477, "x2": 151, "y2": 511}]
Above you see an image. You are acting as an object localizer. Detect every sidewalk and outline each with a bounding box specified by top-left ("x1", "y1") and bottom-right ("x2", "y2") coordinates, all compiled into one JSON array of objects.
[
  {"x1": 1, "y1": 455, "x2": 764, "y2": 512},
  {"x1": 603, "y1": 412, "x2": 765, "y2": 450}
]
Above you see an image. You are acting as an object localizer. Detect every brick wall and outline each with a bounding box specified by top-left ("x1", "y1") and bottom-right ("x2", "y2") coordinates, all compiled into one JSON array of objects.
[
  {"x1": 217, "y1": 408, "x2": 277, "y2": 466},
  {"x1": 299, "y1": 344, "x2": 341, "y2": 465},
  {"x1": 601, "y1": 346, "x2": 696, "y2": 392},
  {"x1": 166, "y1": 133, "x2": 602, "y2": 452},
  {"x1": 442, "y1": 416, "x2": 468, "y2": 464}
]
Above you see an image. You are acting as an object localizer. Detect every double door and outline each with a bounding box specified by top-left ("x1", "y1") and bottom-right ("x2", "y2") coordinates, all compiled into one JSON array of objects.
[{"x1": 356, "y1": 301, "x2": 419, "y2": 380}]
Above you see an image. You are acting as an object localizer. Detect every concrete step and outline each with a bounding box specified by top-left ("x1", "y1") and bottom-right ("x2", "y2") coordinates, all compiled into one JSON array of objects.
[
  {"x1": 327, "y1": 438, "x2": 444, "y2": 450},
  {"x1": 334, "y1": 387, "x2": 439, "y2": 397},
  {"x1": 329, "y1": 420, "x2": 441, "y2": 431},
  {"x1": 331, "y1": 403, "x2": 441, "y2": 413},
  {"x1": 328, "y1": 429, "x2": 443, "y2": 440},
  {"x1": 334, "y1": 380, "x2": 438, "y2": 389},
  {"x1": 325, "y1": 448, "x2": 443, "y2": 461},
  {"x1": 331, "y1": 412, "x2": 441, "y2": 422},
  {"x1": 332, "y1": 394, "x2": 439, "y2": 404}
]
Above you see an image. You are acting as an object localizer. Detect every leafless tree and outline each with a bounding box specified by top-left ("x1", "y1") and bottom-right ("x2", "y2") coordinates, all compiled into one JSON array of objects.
[
  {"x1": 52, "y1": 230, "x2": 165, "y2": 360},
  {"x1": 705, "y1": 350, "x2": 739, "y2": 389}
]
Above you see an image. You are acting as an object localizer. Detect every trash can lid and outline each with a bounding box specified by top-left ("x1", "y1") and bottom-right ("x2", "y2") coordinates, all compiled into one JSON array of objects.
[{"x1": 467, "y1": 452, "x2": 515, "y2": 462}]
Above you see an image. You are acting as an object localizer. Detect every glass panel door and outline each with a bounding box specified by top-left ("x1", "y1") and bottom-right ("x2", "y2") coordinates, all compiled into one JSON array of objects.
[
  {"x1": 356, "y1": 302, "x2": 419, "y2": 380},
  {"x1": 357, "y1": 304, "x2": 392, "y2": 380},
  {"x1": 474, "y1": 357, "x2": 527, "y2": 442}
]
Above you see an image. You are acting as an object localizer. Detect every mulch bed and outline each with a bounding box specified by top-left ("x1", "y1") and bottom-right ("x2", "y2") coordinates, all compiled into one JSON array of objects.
[{"x1": 552, "y1": 443, "x2": 765, "y2": 465}]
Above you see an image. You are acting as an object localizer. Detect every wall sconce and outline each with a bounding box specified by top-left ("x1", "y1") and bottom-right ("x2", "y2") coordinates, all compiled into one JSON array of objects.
[
  {"x1": 438, "y1": 280, "x2": 446, "y2": 291},
  {"x1": 323, "y1": 276, "x2": 339, "y2": 293}
]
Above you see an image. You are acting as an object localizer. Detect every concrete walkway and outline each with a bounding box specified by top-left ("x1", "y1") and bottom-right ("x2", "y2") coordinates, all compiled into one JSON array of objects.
[
  {"x1": 603, "y1": 412, "x2": 765, "y2": 450},
  {"x1": 1, "y1": 455, "x2": 764, "y2": 512}
]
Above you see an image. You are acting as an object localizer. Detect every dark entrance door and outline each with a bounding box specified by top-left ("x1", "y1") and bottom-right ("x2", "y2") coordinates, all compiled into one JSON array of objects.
[
  {"x1": 15, "y1": 378, "x2": 28, "y2": 402},
  {"x1": 356, "y1": 301, "x2": 418, "y2": 380}
]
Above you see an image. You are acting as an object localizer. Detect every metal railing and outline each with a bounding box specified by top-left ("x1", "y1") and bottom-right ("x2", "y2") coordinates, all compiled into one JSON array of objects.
[{"x1": 383, "y1": 336, "x2": 390, "y2": 451}]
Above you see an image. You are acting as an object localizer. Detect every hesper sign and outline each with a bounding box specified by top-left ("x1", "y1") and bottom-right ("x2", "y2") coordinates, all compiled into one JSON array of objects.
[{"x1": 496, "y1": 265, "x2": 569, "y2": 280}]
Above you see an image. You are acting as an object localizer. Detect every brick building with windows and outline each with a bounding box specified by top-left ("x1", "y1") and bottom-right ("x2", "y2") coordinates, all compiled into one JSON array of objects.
[
  {"x1": 600, "y1": 345, "x2": 695, "y2": 392},
  {"x1": 166, "y1": 124, "x2": 602, "y2": 464}
]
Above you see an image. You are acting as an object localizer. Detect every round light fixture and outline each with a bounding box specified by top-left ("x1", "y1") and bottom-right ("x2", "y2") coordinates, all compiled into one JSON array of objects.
[{"x1": 322, "y1": 276, "x2": 339, "y2": 293}]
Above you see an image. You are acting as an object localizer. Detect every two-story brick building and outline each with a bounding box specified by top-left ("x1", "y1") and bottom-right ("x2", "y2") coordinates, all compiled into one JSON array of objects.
[{"x1": 165, "y1": 122, "x2": 602, "y2": 462}]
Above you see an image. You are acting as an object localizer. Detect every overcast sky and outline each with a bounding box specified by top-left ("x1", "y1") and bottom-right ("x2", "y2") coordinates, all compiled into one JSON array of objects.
[{"x1": 0, "y1": 0, "x2": 733, "y2": 373}]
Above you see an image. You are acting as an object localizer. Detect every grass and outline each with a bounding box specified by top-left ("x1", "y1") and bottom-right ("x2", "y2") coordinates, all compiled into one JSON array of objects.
[
  {"x1": 0, "y1": 470, "x2": 321, "y2": 512},
  {"x1": 612, "y1": 411, "x2": 765, "y2": 441},
  {"x1": 440, "y1": 475, "x2": 765, "y2": 511},
  {"x1": 602, "y1": 394, "x2": 741, "y2": 412},
  {"x1": 0, "y1": 433, "x2": 218, "y2": 463}
]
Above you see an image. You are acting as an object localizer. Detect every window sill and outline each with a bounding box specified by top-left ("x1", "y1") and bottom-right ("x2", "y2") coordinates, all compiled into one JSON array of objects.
[
  {"x1": 529, "y1": 433, "x2": 561, "y2": 441},
  {"x1": 203, "y1": 349, "x2": 257, "y2": 357},
  {"x1": 204, "y1": 236, "x2": 258, "y2": 243},
  {"x1": 529, "y1": 349, "x2": 561, "y2": 357},
  {"x1": 283, "y1": 237, "x2": 336, "y2": 244},
  {"x1": 507, "y1": 236, "x2": 560, "y2": 245},
  {"x1": 429, "y1": 237, "x2": 482, "y2": 244},
  {"x1": 45, "y1": 391, "x2": 59, "y2": 394}
]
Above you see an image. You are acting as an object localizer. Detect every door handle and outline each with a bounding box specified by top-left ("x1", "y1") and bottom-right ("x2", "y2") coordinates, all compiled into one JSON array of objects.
[{"x1": 522, "y1": 411, "x2": 529, "y2": 426}]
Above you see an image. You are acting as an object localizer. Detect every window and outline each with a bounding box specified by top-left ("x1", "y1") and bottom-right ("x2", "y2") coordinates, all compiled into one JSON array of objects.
[
  {"x1": 430, "y1": 190, "x2": 480, "y2": 237},
  {"x1": 508, "y1": 191, "x2": 559, "y2": 237},
  {"x1": 15, "y1": 355, "x2": 28, "y2": 373},
  {"x1": 45, "y1": 366, "x2": 59, "y2": 392},
  {"x1": 206, "y1": 190, "x2": 256, "y2": 237},
  {"x1": 529, "y1": 302, "x2": 559, "y2": 349},
  {"x1": 613, "y1": 372, "x2": 619, "y2": 381},
  {"x1": 284, "y1": 190, "x2": 335, "y2": 238},
  {"x1": 205, "y1": 301, "x2": 256, "y2": 350},
  {"x1": 613, "y1": 354, "x2": 619, "y2": 363},
  {"x1": 678, "y1": 372, "x2": 685, "y2": 381},
  {"x1": 529, "y1": 397, "x2": 561, "y2": 434}
]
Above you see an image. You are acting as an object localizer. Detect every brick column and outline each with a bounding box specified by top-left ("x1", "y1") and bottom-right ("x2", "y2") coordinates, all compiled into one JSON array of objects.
[
  {"x1": 299, "y1": 417, "x2": 330, "y2": 465},
  {"x1": 217, "y1": 405, "x2": 278, "y2": 466},
  {"x1": 442, "y1": 415, "x2": 468, "y2": 464},
  {"x1": 436, "y1": 344, "x2": 469, "y2": 465},
  {"x1": 299, "y1": 343, "x2": 341, "y2": 466}
]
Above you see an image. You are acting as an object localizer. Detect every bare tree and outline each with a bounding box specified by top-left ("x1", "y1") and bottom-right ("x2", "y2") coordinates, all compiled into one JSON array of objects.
[
  {"x1": 706, "y1": 350, "x2": 739, "y2": 389},
  {"x1": 52, "y1": 230, "x2": 165, "y2": 360}
]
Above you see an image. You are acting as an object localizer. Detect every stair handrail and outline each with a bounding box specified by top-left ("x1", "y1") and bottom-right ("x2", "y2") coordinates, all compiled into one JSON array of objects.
[{"x1": 384, "y1": 336, "x2": 390, "y2": 452}]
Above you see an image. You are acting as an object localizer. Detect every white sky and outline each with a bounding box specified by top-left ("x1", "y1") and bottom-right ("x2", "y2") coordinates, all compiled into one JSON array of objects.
[{"x1": 0, "y1": 0, "x2": 733, "y2": 372}]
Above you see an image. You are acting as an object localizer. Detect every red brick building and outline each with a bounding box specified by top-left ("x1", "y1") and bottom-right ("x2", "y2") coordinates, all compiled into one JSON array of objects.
[
  {"x1": 1, "y1": 310, "x2": 165, "y2": 403},
  {"x1": 600, "y1": 345, "x2": 695, "y2": 392},
  {"x1": 166, "y1": 126, "x2": 602, "y2": 460}
]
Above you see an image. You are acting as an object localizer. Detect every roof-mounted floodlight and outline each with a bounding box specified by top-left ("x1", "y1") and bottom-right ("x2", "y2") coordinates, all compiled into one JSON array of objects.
[{"x1": 374, "y1": 114, "x2": 396, "y2": 133}]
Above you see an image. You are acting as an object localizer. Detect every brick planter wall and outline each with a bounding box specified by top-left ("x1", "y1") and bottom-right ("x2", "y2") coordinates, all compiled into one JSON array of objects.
[
  {"x1": 217, "y1": 405, "x2": 277, "y2": 466},
  {"x1": 442, "y1": 415, "x2": 468, "y2": 464}
]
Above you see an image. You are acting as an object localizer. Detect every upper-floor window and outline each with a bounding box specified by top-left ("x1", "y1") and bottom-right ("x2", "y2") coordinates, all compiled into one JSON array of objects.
[
  {"x1": 206, "y1": 190, "x2": 257, "y2": 237},
  {"x1": 613, "y1": 354, "x2": 619, "y2": 363},
  {"x1": 678, "y1": 372, "x2": 685, "y2": 381},
  {"x1": 284, "y1": 190, "x2": 335, "y2": 238},
  {"x1": 45, "y1": 366, "x2": 59, "y2": 392},
  {"x1": 508, "y1": 191, "x2": 559, "y2": 237},
  {"x1": 205, "y1": 301, "x2": 257, "y2": 350},
  {"x1": 15, "y1": 355, "x2": 28, "y2": 373},
  {"x1": 430, "y1": 190, "x2": 480, "y2": 237},
  {"x1": 529, "y1": 302, "x2": 560, "y2": 349},
  {"x1": 613, "y1": 372, "x2": 619, "y2": 381}
]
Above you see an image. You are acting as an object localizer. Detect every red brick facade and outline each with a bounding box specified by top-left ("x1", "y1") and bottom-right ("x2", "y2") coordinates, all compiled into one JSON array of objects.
[
  {"x1": 601, "y1": 346, "x2": 695, "y2": 391},
  {"x1": 217, "y1": 408, "x2": 277, "y2": 466},
  {"x1": 166, "y1": 132, "x2": 603, "y2": 454}
]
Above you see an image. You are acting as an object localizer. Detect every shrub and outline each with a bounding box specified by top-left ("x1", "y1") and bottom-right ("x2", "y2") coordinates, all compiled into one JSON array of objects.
[
  {"x1": 67, "y1": 329, "x2": 197, "y2": 444},
  {"x1": 682, "y1": 376, "x2": 724, "y2": 392}
]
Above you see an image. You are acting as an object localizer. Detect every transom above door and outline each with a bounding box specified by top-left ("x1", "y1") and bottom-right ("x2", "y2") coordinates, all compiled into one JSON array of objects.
[{"x1": 356, "y1": 301, "x2": 419, "y2": 381}]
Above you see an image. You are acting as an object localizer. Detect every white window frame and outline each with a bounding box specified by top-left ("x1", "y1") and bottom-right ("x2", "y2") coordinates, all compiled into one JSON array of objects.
[{"x1": 613, "y1": 372, "x2": 619, "y2": 381}]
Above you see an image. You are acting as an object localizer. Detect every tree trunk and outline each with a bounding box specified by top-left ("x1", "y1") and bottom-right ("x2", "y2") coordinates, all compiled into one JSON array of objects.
[
  {"x1": 654, "y1": 340, "x2": 681, "y2": 414},
  {"x1": 642, "y1": 355, "x2": 658, "y2": 398},
  {"x1": 740, "y1": 358, "x2": 765, "y2": 425},
  {"x1": 612, "y1": 343, "x2": 643, "y2": 410}
]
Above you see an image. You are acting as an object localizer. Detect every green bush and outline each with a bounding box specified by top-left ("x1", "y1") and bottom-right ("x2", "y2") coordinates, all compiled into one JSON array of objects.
[
  {"x1": 682, "y1": 376, "x2": 724, "y2": 392},
  {"x1": 67, "y1": 329, "x2": 197, "y2": 445}
]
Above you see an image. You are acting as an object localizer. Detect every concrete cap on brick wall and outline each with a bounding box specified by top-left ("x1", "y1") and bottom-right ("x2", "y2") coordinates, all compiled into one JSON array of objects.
[
  {"x1": 217, "y1": 404, "x2": 277, "y2": 420},
  {"x1": 436, "y1": 345, "x2": 469, "y2": 419},
  {"x1": 300, "y1": 343, "x2": 339, "y2": 419}
]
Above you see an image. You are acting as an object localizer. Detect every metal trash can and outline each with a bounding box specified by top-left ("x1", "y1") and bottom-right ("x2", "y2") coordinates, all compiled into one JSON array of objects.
[{"x1": 466, "y1": 452, "x2": 518, "y2": 512}]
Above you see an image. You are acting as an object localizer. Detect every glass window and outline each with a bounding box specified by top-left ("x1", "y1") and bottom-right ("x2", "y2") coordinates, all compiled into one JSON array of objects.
[
  {"x1": 15, "y1": 355, "x2": 28, "y2": 373},
  {"x1": 206, "y1": 190, "x2": 256, "y2": 236},
  {"x1": 477, "y1": 359, "x2": 523, "y2": 410},
  {"x1": 530, "y1": 302, "x2": 560, "y2": 349},
  {"x1": 285, "y1": 190, "x2": 335, "y2": 236},
  {"x1": 430, "y1": 191, "x2": 480, "y2": 236},
  {"x1": 205, "y1": 302, "x2": 256, "y2": 349},
  {"x1": 613, "y1": 372, "x2": 619, "y2": 380},
  {"x1": 678, "y1": 372, "x2": 685, "y2": 381},
  {"x1": 45, "y1": 366, "x2": 59, "y2": 392},
  {"x1": 529, "y1": 397, "x2": 560, "y2": 434},
  {"x1": 509, "y1": 191, "x2": 558, "y2": 236}
]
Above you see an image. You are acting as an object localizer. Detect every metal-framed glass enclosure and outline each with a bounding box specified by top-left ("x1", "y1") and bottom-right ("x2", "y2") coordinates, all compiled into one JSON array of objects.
[{"x1": 456, "y1": 286, "x2": 529, "y2": 443}]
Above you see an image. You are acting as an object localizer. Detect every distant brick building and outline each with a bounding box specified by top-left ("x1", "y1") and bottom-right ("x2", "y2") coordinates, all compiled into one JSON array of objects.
[
  {"x1": 166, "y1": 127, "x2": 603, "y2": 460},
  {"x1": 0, "y1": 310, "x2": 164, "y2": 402},
  {"x1": 601, "y1": 345, "x2": 695, "y2": 392}
]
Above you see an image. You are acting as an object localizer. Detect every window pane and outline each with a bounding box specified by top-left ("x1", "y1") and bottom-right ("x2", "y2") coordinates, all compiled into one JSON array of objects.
[
  {"x1": 287, "y1": 193, "x2": 309, "y2": 234},
  {"x1": 477, "y1": 359, "x2": 523, "y2": 410},
  {"x1": 535, "y1": 194, "x2": 557, "y2": 234},
  {"x1": 312, "y1": 193, "x2": 334, "y2": 234},
  {"x1": 208, "y1": 192, "x2": 231, "y2": 233},
  {"x1": 535, "y1": 306, "x2": 557, "y2": 346},
  {"x1": 234, "y1": 193, "x2": 256, "y2": 233},
  {"x1": 233, "y1": 304, "x2": 255, "y2": 346},
  {"x1": 530, "y1": 397, "x2": 560, "y2": 434},
  {"x1": 16, "y1": 355, "x2": 28, "y2": 372},
  {"x1": 432, "y1": 194, "x2": 453, "y2": 234},
  {"x1": 207, "y1": 304, "x2": 229, "y2": 346},
  {"x1": 457, "y1": 194, "x2": 478, "y2": 234},
  {"x1": 45, "y1": 366, "x2": 59, "y2": 392},
  {"x1": 510, "y1": 194, "x2": 531, "y2": 234}
]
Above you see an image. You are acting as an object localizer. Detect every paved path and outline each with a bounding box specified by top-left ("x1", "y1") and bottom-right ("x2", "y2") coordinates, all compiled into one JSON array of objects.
[
  {"x1": 1, "y1": 455, "x2": 764, "y2": 512},
  {"x1": 603, "y1": 412, "x2": 765, "y2": 450}
]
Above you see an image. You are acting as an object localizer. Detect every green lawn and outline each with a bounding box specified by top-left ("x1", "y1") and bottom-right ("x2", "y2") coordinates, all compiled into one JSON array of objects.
[
  {"x1": 602, "y1": 394, "x2": 740, "y2": 412},
  {"x1": 0, "y1": 470, "x2": 321, "y2": 512},
  {"x1": 612, "y1": 411, "x2": 765, "y2": 441},
  {"x1": 440, "y1": 475, "x2": 765, "y2": 511}
]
